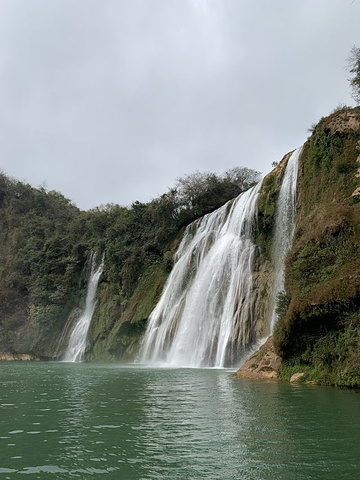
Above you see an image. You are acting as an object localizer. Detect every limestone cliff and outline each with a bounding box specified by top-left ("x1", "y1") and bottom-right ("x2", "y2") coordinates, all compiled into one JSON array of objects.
[
  {"x1": 273, "y1": 106, "x2": 360, "y2": 387},
  {"x1": 0, "y1": 106, "x2": 359, "y2": 388},
  {"x1": 237, "y1": 106, "x2": 360, "y2": 387}
]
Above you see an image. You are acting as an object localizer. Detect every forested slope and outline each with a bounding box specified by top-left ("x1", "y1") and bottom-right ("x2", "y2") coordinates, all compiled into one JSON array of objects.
[
  {"x1": 0, "y1": 167, "x2": 257, "y2": 359},
  {"x1": 1, "y1": 106, "x2": 359, "y2": 388}
]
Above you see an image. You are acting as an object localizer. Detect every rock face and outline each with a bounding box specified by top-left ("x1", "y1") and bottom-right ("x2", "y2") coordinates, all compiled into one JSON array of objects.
[
  {"x1": 0, "y1": 351, "x2": 39, "y2": 361},
  {"x1": 0, "y1": 107, "x2": 359, "y2": 385},
  {"x1": 273, "y1": 106, "x2": 360, "y2": 387},
  {"x1": 324, "y1": 109, "x2": 360, "y2": 133},
  {"x1": 234, "y1": 337, "x2": 281, "y2": 380}
]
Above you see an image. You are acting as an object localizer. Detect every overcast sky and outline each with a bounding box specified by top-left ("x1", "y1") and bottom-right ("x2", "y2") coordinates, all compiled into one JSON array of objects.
[{"x1": 0, "y1": 0, "x2": 359, "y2": 210}]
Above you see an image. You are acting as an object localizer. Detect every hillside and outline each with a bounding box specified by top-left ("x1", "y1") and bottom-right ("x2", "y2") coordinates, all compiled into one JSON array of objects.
[
  {"x1": 0, "y1": 167, "x2": 257, "y2": 360},
  {"x1": 0, "y1": 178, "x2": 87, "y2": 357},
  {"x1": 0, "y1": 106, "x2": 359, "y2": 387},
  {"x1": 274, "y1": 106, "x2": 360, "y2": 387}
]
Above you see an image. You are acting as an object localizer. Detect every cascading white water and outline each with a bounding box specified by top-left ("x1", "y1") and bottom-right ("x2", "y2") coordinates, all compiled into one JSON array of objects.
[
  {"x1": 269, "y1": 147, "x2": 301, "y2": 332},
  {"x1": 140, "y1": 182, "x2": 262, "y2": 368},
  {"x1": 63, "y1": 252, "x2": 104, "y2": 362},
  {"x1": 140, "y1": 148, "x2": 301, "y2": 368}
]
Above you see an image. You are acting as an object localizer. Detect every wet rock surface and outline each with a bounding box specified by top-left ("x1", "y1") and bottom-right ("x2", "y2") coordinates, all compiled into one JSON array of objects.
[{"x1": 234, "y1": 337, "x2": 281, "y2": 380}]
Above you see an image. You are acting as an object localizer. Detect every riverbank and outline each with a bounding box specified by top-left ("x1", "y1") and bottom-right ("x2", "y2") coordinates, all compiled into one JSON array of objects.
[
  {"x1": 0, "y1": 351, "x2": 39, "y2": 361},
  {"x1": 234, "y1": 337, "x2": 319, "y2": 385}
]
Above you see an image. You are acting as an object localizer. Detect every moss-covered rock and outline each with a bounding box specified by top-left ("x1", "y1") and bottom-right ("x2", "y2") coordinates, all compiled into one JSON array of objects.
[
  {"x1": 256, "y1": 152, "x2": 293, "y2": 256},
  {"x1": 1, "y1": 103, "x2": 359, "y2": 386},
  {"x1": 87, "y1": 262, "x2": 169, "y2": 361},
  {"x1": 273, "y1": 106, "x2": 360, "y2": 387}
]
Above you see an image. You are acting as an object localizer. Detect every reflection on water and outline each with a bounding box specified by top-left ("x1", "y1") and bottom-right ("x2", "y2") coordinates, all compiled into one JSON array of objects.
[{"x1": 0, "y1": 363, "x2": 359, "y2": 479}]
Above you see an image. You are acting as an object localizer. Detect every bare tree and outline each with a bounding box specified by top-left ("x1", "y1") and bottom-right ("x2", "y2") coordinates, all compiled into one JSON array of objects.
[
  {"x1": 347, "y1": 45, "x2": 360, "y2": 104},
  {"x1": 173, "y1": 167, "x2": 260, "y2": 218}
]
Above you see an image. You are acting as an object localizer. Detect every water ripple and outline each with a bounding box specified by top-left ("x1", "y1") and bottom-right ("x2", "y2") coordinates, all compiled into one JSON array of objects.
[{"x1": 0, "y1": 363, "x2": 359, "y2": 479}]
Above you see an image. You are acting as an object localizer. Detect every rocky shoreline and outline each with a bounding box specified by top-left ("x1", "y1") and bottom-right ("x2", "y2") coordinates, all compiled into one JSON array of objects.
[
  {"x1": 0, "y1": 351, "x2": 39, "y2": 361},
  {"x1": 234, "y1": 337, "x2": 315, "y2": 385}
]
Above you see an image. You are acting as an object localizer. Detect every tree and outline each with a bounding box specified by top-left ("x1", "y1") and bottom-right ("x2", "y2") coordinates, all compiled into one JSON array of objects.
[
  {"x1": 347, "y1": 45, "x2": 360, "y2": 104},
  {"x1": 222, "y1": 166, "x2": 260, "y2": 191},
  {"x1": 174, "y1": 167, "x2": 260, "y2": 218}
]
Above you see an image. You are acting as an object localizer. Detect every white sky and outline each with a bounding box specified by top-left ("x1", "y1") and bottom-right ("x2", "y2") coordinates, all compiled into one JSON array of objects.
[{"x1": 0, "y1": 0, "x2": 359, "y2": 210}]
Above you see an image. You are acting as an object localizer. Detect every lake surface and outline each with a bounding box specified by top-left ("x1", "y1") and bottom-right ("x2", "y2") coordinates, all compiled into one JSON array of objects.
[{"x1": 0, "y1": 362, "x2": 359, "y2": 479}]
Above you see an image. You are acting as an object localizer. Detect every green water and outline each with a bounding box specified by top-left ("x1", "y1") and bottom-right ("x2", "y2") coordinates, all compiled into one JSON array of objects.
[{"x1": 0, "y1": 363, "x2": 359, "y2": 479}]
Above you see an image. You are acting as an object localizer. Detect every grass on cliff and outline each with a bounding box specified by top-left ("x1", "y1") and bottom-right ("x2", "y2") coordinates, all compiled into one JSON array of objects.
[
  {"x1": 277, "y1": 312, "x2": 360, "y2": 388},
  {"x1": 274, "y1": 107, "x2": 360, "y2": 387},
  {"x1": 89, "y1": 263, "x2": 169, "y2": 361},
  {"x1": 256, "y1": 152, "x2": 293, "y2": 255}
]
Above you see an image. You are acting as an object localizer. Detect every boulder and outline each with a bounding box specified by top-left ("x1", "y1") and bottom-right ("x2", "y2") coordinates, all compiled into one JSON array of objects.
[
  {"x1": 234, "y1": 337, "x2": 281, "y2": 380},
  {"x1": 290, "y1": 373, "x2": 306, "y2": 383}
]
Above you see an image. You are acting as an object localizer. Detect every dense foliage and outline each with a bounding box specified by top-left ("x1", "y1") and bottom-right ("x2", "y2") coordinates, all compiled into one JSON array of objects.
[
  {"x1": 0, "y1": 167, "x2": 259, "y2": 358},
  {"x1": 2, "y1": 105, "x2": 360, "y2": 387},
  {"x1": 0, "y1": 174, "x2": 87, "y2": 355},
  {"x1": 85, "y1": 168, "x2": 259, "y2": 359}
]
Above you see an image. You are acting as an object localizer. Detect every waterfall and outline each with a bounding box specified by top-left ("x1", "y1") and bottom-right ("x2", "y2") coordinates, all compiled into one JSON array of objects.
[
  {"x1": 269, "y1": 147, "x2": 301, "y2": 332},
  {"x1": 140, "y1": 148, "x2": 301, "y2": 368},
  {"x1": 140, "y1": 182, "x2": 262, "y2": 368},
  {"x1": 63, "y1": 252, "x2": 104, "y2": 362}
]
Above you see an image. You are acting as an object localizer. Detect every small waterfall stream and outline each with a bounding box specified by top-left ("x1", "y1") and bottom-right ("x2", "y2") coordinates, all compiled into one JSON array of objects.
[
  {"x1": 269, "y1": 147, "x2": 301, "y2": 332},
  {"x1": 140, "y1": 149, "x2": 301, "y2": 368},
  {"x1": 63, "y1": 252, "x2": 104, "y2": 362}
]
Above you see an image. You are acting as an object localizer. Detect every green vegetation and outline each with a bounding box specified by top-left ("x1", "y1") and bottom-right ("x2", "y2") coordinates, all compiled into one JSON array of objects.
[
  {"x1": 278, "y1": 312, "x2": 360, "y2": 387},
  {"x1": 0, "y1": 167, "x2": 258, "y2": 359},
  {"x1": 88, "y1": 263, "x2": 170, "y2": 361},
  {"x1": 1, "y1": 103, "x2": 360, "y2": 387},
  {"x1": 174, "y1": 167, "x2": 260, "y2": 219},
  {"x1": 273, "y1": 106, "x2": 360, "y2": 387},
  {"x1": 256, "y1": 152, "x2": 292, "y2": 254},
  {"x1": 0, "y1": 175, "x2": 87, "y2": 356}
]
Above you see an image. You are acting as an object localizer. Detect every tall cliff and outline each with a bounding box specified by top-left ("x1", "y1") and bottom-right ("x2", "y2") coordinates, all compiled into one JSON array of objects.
[
  {"x1": 0, "y1": 106, "x2": 359, "y2": 386},
  {"x1": 273, "y1": 106, "x2": 360, "y2": 387}
]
